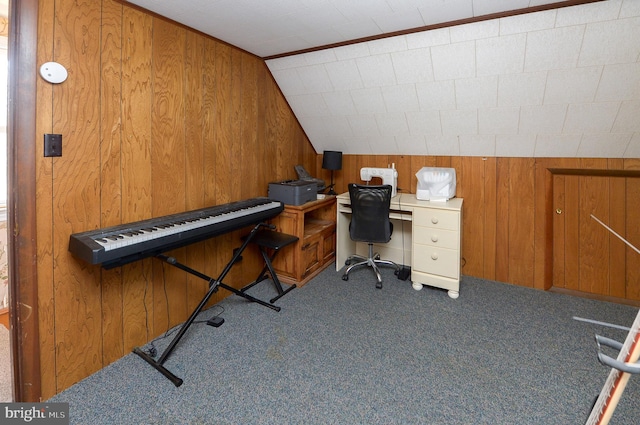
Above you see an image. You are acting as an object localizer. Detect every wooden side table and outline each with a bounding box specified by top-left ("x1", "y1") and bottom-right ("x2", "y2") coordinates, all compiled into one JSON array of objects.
[{"x1": 269, "y1": 196, "x2": 337, "y2": 286}]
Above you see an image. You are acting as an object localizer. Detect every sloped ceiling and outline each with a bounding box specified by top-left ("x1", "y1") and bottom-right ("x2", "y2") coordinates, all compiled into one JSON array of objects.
[{"x1": 126, "y1": 0, "x2": 640, "y2": 158}]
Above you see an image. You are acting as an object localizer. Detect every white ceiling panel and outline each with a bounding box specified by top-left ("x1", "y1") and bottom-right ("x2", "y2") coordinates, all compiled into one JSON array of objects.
[
  {"x1": 124, "y1": 0, "x2": 640, "y2": 158},
  {"x1": 126, "y1": 0, "x2": 588, "y2": 57}
]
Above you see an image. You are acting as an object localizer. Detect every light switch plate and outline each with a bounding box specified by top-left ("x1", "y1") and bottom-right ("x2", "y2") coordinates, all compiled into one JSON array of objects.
[{"x1": 44, "y1": 134, "x2": 62, "y2": 157}]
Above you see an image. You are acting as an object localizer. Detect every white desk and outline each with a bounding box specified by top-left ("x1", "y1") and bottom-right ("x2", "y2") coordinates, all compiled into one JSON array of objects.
[{"x1": 336, "y1": 192, "x2": 463, "y2": 299}]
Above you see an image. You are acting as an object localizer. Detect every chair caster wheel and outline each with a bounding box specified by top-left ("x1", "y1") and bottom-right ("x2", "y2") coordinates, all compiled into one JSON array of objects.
[
  {"x1": 342, "y1": 275, "x2": 349, "y2": 281},
  {"x1": 345, "y1": 259, "x2": 351, "y2": 266}
]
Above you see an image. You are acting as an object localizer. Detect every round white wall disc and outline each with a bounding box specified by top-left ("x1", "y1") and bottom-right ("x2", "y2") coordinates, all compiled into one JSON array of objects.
[{"x1": 39, "y1": 62, "x2": 68, "y2": 84}]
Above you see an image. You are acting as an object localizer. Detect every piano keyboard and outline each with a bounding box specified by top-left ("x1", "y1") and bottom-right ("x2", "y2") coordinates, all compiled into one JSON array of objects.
[{"x1": 69, "y1": 197, "x2": 283, "y2": 269}]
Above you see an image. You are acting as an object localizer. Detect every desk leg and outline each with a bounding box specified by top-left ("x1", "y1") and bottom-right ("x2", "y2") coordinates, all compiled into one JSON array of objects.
[{"x1": 335, "y1": 210, "x2": 355, "y2": 271}]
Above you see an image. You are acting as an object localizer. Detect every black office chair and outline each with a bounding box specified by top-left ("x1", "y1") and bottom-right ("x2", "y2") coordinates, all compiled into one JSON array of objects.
[{"x1": 342, "y1": 183, "x2": 400, "y2": 288}]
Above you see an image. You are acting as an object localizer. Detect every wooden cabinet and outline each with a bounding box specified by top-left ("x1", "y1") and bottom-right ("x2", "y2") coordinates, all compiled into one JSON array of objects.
[
  {"x1": 269, "y1": 196, "x2": 337, "y2": 285},
  {"x1": 411, "y1": 200, "x2": 463, "y2": 299}
]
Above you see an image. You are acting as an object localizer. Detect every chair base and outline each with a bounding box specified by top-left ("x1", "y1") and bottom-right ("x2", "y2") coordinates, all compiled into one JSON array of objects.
[{"x1": 342, "y1": 243, "x2": 400, "y2": 288}]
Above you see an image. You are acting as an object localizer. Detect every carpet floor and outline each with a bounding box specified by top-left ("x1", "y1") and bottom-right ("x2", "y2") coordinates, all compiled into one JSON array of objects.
[
  {"x1": 49, "y1": 265, "x2": 640, "y2": 424},
  {"x1": 0, "y1": 325, "x2": 11, "y2": 402}
]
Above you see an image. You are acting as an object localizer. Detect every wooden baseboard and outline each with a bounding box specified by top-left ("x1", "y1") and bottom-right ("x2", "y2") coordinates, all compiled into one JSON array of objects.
[{"x1": 0, "y1": 307, "x2": 8, "y2": 330}]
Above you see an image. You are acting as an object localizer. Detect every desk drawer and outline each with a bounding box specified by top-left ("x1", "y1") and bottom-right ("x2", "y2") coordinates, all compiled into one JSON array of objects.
[
  {"x1": 412, "y1": 246, "x2": 459, "y2": 279},
  {"x1": 413, "y1": 226, "x2": 458, "y2": 250},
  {"x1": 414, "y1": 209, "x2": 459, "y2": 230}
]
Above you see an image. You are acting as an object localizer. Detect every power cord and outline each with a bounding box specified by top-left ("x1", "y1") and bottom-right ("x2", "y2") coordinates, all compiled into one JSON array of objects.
[{"x1": 143, "y1": 305, "x2": 226, "y2": 358}]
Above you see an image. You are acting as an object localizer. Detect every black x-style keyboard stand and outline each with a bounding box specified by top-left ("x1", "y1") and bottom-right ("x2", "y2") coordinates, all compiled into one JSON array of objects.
[{"x1": 133, "y1": 222, "x2": 280, "y2": 387}]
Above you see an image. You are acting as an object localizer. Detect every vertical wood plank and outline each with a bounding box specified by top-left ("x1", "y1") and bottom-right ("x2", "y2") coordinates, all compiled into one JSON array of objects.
[
  {"x1": 483, "y1": 157, "x2": 497, "y2": 280},
  {"x1": 552, "y1": 174, "x2": 566, "y2": 288},
  {"x1": 184, "y1": 31, "x2": 207, "y2": 308},
  {"x1": 608, "y1": 159, "x2": 626, "y2": 298},
  {"x1": 35, "y1": 0, "x2": 56, "y2": 400},
  {"x1": 213, "y1": 43, "x2": 233, "y2": 292},
  {"x1": 579, "y1": 175, "x2": 609, "y2": 294},
  {"x1": 508, "y1": 158, "x2": 535, "y2": 287},
  {"x1": 564, "y1": 174, "x2": 580, "y2": 291},
  {"x1": 100, "y1": 0, "x2": 124, "y2": 366},
  {"x1": 151, "y1": 19, "x2": 187, "y2": 331},
  {"x1": 52, "y1": 0, "x2": 103, "y2": 391},
  {"x1": 459, "y1": 157, "x2": 484, "y2": 277},
  {"x1": 533, "y1": 158, "x2": 556, "y2": 291},
  {"x1": 121, "y1": 5, "x2": 153, "y2": 350},
  {"x1": 626, "y1": 176, "x2": 640, "y2": 300},
  {"x1": 494, "y1": 158, "x2": 510, "y2": 282}
]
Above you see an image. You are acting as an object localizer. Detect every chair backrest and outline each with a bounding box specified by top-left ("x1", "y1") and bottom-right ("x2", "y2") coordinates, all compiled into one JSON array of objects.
[{"x1": 348, "y1": 183, "x2": 393, "y2": 244}]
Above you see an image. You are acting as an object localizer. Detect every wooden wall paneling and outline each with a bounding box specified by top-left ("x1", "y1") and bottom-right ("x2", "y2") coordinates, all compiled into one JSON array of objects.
[
  {"x1": 494, "y1": 158, "x2": 510, "y2": 282},
  {"x1": 12, "y1": 0, "x2": 43, "y2": 402},
  {"x1": 458, "y1": 157, "x2": 485, "y2": 278},
  {"x1": 271, "y1": 90, "x2": 295, "y2": 183},
  {"x1": 100, "y1": 0, "x2": 125, "y2": 366},
  {"x1": 608, "y1": 159, "x2": 626, "y2": 299},
  {"x1": 240, "y1": 54, "x2": 263, "y2": 276},
  {"x1": 199, "y1": 38, "x2": 219, "y2": 307},
  {"x1": 276, "y1": 99, "x2": 293, "y2": 182},
  {"x1": 225, "y1": 48, "x2": 244, "y2": 288},
  {"x1": 212, "y1": 43, "x2": 234, "y2": 291},
  {"x1": 482, "y1": 157, "x2": 497, "y2": 280},
  {"x1": 552, "y1": 174, "x2": 566, "y2": 289},
  {"x1": 622, "y1": 158, "x2": 640, "y2": 301},
  {"x1": 150, "y1": 19, "x2": 187, "y2": 332},
  {"x1": 263, "y1": 70, "x2": 277, "y2": 182},
  {"x1": 507, "y1": 158, "x2": 535, "y2": 287},
  {"x1": 184, "y1": 31, "x2": 207, "y2": 308},
  {"x1": 388, "y1": 155, "x2": 410, "y2": 194},
  {"x1": 299, "y1": 133, "x2": 316, "y2": 178},
  {"x1": 533, "y1": 158, "x2": 557, "y2": 291},
  {"x1": 255, "y1": 63, "x2": 269, "y2": 196},
  {"x1": 564, "y1": 173, "x2": 580, "y2": 291},
  {"x1": 450, "y1": 156, "x2": 463, "y2": 204},
  {"x1": 35, "y1": 0, "x2": 56, "y2": 401},
  {"x1": 214, "y1": 43, "x2": 232, "y2": 206},
  {"x1": 337, "y1": 155, "x2": 356, "y2": 192},
  {"x1": 52, "y1": 0, "x2": 103, "y2": 392},
  {"x1": 577, "y1": 158, "x2": 609, "y2": 295},
  {"x1": 578, "y1": 174, "x2": 609, "y2": 295},
  {"x1": 542, "y1": 157, "x2": 579, "y2": 292},
  {"x1": 626, "y1": 176, "x2": 640, "y2": 300},
  {"x1": 121, "y1": 6, "x2": 153, "y2": 352},
  {"x1": 202, "y1": 38, "x2": 217, "y2": 208},
  {"x1": 227, "y1": 49, "x2": 241, "y2": 201}
]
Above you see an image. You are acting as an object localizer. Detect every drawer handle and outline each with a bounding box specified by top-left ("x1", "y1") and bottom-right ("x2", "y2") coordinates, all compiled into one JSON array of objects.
[
  {"x1": 431, "y1": 217, "x2": 439, "y2": 224},
  {"x1": 431, "y1": 235, "x2": 438, "y2": 243},
  {"x1": 431, "y1": 253, "x2": 438, "y2": 260}
]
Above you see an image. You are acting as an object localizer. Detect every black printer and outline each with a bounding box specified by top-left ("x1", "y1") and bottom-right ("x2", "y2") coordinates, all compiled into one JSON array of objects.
[{"x1": 268, "y1": 180, "x2": 317, "y2": 206}]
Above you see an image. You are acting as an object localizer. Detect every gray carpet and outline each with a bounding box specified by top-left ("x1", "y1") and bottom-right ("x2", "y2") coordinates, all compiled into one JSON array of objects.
[
  {"x1": 0, "y1": 325, "x2": 11, "y2": 402},
  {"x1": 49, "y1": 264, "x2": 640, "y2": 424}
]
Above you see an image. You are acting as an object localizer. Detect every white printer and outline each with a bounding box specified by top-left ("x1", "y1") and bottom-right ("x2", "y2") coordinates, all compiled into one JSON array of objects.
[{"x1": 415, "y1": 167, "x2": 456, "y2": 201}]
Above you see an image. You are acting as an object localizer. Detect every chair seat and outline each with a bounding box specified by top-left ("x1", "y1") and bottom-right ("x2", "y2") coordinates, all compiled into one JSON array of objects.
[
  {"x1": 241, "y1": 229, "x2": 298, "y2": 303},
  {"x1": 250, "y1": 229, "x2": 298, "y2": 250}
]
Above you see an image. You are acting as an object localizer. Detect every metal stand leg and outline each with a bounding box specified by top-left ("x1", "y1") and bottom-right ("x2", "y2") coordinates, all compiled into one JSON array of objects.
[
  {"x1": 133, "y1": 223, "x2": 278, "y2": 386},
  {"x1": 239, "y1": 230, "x2": 298, "y2": 304}
]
